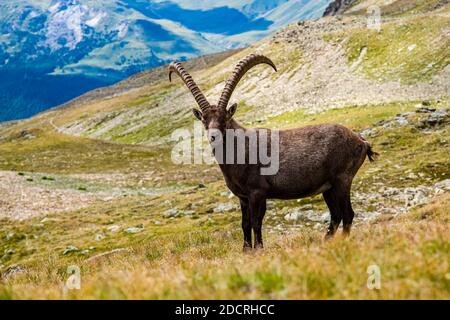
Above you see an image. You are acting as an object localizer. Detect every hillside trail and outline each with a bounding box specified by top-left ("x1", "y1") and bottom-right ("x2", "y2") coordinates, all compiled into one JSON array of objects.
[{"x1": 0, "y1": 170, "x2": 190, "y2": 220}]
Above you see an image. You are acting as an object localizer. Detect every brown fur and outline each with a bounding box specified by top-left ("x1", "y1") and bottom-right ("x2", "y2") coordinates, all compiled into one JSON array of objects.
[
  {"x1": 198, "y1": 107, "x2": 375, "y2": 250},
  {"x1": 169, "y1": 55, "x2": 376, "y2": 251}
]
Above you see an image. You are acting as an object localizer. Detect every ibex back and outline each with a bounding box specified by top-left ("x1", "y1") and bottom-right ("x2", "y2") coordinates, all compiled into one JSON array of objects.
[{"x1": 169, "y1": 54, "x2": 377, "y2": 251}]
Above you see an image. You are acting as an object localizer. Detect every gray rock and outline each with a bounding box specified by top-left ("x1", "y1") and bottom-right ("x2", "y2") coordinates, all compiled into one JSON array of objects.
[
  {"x1": 18, "y1": 130, "x2": 35, "y2": 140},
  {"x1": 63, "y1": 246, "x2": 79, "y2": 255},
  {"x1": 361, "y1": 128, "x2": 377, "y2": 137},
  {"x1": 304, "y1": 210, "x2": 329, "y2": 223},
  {"x1": 415, "y1": 107, "x2": 436, "y2": 113},
  {"x1": 435, "y1": 179, "x2": 450, "y2": 191},
  {"x1": 395, "y1": 116, "x2": 409, "y2": 126},
  {"x1": 107, "y1": 225, "x2": 120, "y2": 232},
  {"x1": 418, "y1": 109, "x2": 449, "y2": 128},
  {"x1": 213, "y1": 202, "x2": 235, "y2": 213},
  {"x1": 2, "y1": 265, "x2": 27, "y2": 278},
  {"x1": 164, "y1": 208, "x2": 179, "y2": 218},
  {"x1": 95, "y1": 234, "x2": 104, "y2": 241},
  {"x1": 124, "y1": 226, "x2": 144, "y2": 234},
  {"x1": 284, "y1": 210, "x2": 302, "y2": 221}
]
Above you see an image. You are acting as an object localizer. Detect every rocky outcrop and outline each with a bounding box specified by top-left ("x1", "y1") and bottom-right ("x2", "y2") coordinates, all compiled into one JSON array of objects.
[{"x1": 323, "y1": 0, "x2": 357, "y2": 16}]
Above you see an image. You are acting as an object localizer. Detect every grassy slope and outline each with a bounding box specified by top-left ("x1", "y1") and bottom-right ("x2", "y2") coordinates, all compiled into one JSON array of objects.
[
  {"x1": 0, "y1": 99, "x2": 449, "y2": 299},
  {"x1": 0, "y1": 1, "x2": 449, "y2": 299},
  {"x1": 347, "y1": 0, "x2": 450, "y2": 16},
  {"x1": 1, "y1": 193, "x2": 448, "y2": 299},
  {"x1": 324, "y1": 15, "x2": 450, "y2": 84},
  {"x1": 3, "y1": 11, "x2": 445, "y2": 148}
]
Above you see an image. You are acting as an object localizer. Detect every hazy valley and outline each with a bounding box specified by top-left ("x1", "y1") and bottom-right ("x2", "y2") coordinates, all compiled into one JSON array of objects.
[{"x1": 0, "y1": 0, "x2": 331, "y2": 121}]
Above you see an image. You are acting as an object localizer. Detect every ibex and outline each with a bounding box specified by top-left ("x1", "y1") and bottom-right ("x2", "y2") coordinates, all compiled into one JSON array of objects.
[{"x1": 169, "y1": 54, "x2": 376, "y2": 251}]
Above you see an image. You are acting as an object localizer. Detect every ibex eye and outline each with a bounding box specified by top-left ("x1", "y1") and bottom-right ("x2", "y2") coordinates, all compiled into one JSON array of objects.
[{"x1": 210, "y1": 136, "x2": 216, "y2": 142}]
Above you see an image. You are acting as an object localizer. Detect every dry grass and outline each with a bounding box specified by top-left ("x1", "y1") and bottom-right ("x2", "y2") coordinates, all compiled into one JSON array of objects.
[
  {"x1": 0, "y1": 4, "x2": 449, "y2": 299},
  {"x1": 0, "y1": 100, "x2": 448, "y2": 300},
  {"x1": 1, "y1": 193, "x2": 448, "y2": 300}
]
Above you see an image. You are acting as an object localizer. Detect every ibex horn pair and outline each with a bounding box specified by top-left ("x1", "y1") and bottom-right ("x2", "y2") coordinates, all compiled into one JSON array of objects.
[{"x1": 168, "y1": 54, "x2": 277, "y2": 111}]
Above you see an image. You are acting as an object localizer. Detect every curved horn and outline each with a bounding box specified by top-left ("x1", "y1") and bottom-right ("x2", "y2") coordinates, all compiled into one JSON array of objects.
[
  {"x1": 217, "y1": 54, "x2": 277, "y2": 110},
  {"x1": 168, "y1": 61, "x2": 210, "y2": 111}
]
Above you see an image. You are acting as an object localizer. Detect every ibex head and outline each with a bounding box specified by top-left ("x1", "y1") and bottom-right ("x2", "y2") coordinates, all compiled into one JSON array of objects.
[{"x1": 169, "y1": 54, "x2": 277, "y2": 134}]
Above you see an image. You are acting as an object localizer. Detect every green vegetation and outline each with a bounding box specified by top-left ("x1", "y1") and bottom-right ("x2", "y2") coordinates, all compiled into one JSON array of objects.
[
  {"x1": 0, "y1": 4, "x2": 449, "y2": 299},
  {"x1": 1, "y1": 99, "x2": 449, "y2": 299},
  {"x1": 325, "y1": 16, "x2": 450, "y2": 83},
  {"x1": 104, "y1": 114, "x2": 194, "y2": 145},
  {"x1": 266, "y1": 101, "x2": 416, "y2": 129},
  {"x1": 349, "y1": 0, "x2": 450, "y2": 16},
  {"x1": 0, "y1": 130, "x2": 162, "y2": 174}
]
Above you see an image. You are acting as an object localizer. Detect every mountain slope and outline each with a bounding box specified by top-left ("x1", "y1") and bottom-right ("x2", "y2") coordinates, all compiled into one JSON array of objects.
[
  {"x1": 25, "y1": 7, "x2": 447, "y2": 147},
  {"x1": 0, "y1": 0, "x2": 449, "y2": 299},
  {"x1": 0, "y1": 0, "x2": 331, "y2": 122}
]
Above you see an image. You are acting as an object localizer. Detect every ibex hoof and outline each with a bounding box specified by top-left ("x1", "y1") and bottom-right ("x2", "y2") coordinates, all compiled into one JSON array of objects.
[
  {"x1": 254, "y1": 243, "x2": 264, "y2": 250},
  {"x1": 243, "y1": 243, "x2": 253, "y2": 253},
  {"x1": 324, "y1": 233, "x2": 335, "y2": 241}
]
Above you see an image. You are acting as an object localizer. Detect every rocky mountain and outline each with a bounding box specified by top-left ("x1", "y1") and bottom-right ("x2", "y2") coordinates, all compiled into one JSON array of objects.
[
  {"x1": 323, "y1": 0, "x2": 356, "y2": 16},
  {"x1": 0, "y1": 0, "x2": 331, "y2": 122}
]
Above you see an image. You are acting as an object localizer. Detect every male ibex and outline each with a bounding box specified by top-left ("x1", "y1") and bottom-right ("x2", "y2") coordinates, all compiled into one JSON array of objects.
[{"x1": 169, "y1": 54, "x2": 376, "y2": 251}]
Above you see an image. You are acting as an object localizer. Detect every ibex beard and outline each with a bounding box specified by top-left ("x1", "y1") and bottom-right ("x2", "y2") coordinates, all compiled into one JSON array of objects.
[{"x1": 168, "y1": 54, "x2": 377, "y2": 252}]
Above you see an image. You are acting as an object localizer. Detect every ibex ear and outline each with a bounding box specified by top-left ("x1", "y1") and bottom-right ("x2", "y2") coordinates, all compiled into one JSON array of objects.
[
  {"x1": 227, "y1": 103, "x2": 237, "y2": 118},
  {"x1": 192, "y1": 108, "x2": 202, "y2": 121}
]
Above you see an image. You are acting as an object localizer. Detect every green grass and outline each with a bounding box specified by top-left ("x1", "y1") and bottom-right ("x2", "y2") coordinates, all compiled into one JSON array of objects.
[
  {"x1": 349, "y1": 0, "x2": 450, "y2": 16},
  {"x1": 325, "y1": 15, "x2": 450, "y2": 84},
  {"x1": 106, "y1": 114, "x2": 194, "y2": 145},
  {"x1": 0, "y1": 128, "x2": 223, "y2": 187},
  {"x1": 265, "y1": 42, "x2": 304, "y2": 74},
  {"x1": 0, "y1": 130, "x2": 163, "y2": 174},
  {"x1": 265, "y1": 101, "x2": 418, "y2": 130},
  {"x1": 1, "y1": 98, "x2": 449, "y2": 299}
]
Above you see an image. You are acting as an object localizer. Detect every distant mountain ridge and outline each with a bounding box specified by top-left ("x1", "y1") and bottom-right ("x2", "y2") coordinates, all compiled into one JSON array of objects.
[
  {"x1": 323, "y1": 0, "x2": 357, "y2": 16},
  {"x1": 0, "y1": 0, "x2": 331, "y2": 122}
]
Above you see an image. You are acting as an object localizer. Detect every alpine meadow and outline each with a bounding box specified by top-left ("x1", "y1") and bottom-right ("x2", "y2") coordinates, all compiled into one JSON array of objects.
[{"x1": 0, "y1": 0, "x2": 449, "y2": 301}]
